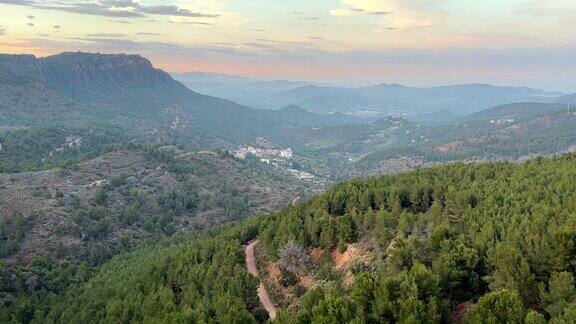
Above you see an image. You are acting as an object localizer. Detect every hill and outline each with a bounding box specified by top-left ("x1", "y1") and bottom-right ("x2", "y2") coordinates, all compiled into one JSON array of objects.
[
  {"x1": 261, "y1": 83, "x2": 560, "y2": 116},
  {"x1": 0, "y1": 66, "x2": 96, "y2": 126},
  {"x1": 4, "y1": 154, "x2": 576, "y2": 322},
  {"x1": 355, "y1": 105, "x2": 576, "y2": 176},
  {"x1": 271, "y1": 105, "x2": 371, "y2": 126},
  {"x1": 172, "y1": 72, "x2": 311, "y2": 109},
  {"x1": 557, "y1": 93, "x2": 576, "y2": 104},
  {"x1": 0, "y1": 52, "x2": 299, "y2": 148},
  {"x1": 0, "y1": 144, "x2": 318, "y2": 265},
  {"x1": 172, "y1": 71, "x2": 257, "y2": 85},
  {"x1": 174, "y1": 71, "x2": 561, "y2": 117},
  {"x1": 459, "y1": 102, "x2": 563, "y2": 122}
]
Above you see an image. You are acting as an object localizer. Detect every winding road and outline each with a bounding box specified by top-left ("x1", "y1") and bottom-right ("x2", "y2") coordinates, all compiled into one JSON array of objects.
[{"x1": 245, "y1": 239, "x2": 277, "y2": 320}]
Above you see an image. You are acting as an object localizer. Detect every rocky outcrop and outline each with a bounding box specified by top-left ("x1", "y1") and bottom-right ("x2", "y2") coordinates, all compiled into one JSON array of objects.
[
  {"x1": 0, "y1": 54, "x2": 48, "y2": 83},
  {"x1": 40, "y1": 52, "x2": 175, "y2": 97},
  {"x1": 0, "y1": 52, "x2": 178, "y2": 100}
]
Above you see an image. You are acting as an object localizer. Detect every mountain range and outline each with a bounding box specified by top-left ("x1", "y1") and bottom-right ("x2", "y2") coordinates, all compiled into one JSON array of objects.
[
  {"x1": 0, "y1": 53, "x2": 367, "y2": 149},
  {"x1": 172, "y1": 71, "x2": 563, "y2": 122},
  {"x1": 2, "y1": 52, "x2": 574, "y2": 181}
]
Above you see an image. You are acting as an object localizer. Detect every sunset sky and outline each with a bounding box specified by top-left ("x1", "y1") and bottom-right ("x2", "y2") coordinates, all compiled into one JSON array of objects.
[{"x1": 1, "y1": 0, "x2": 575, "y2": 91}]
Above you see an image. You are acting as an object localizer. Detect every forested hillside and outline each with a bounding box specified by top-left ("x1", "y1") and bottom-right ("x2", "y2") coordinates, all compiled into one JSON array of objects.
[
  {"x1": 260, "y1": 154, "x2": 576, "y2": 322},
  {"x1": 4, "y1": 154, "x2": 576, "y2": 323},
  {"x1": 282, "y1": 104, "x2": 576, "y2": 180},
  {"x1": 0, "y1": 142, "x2": 316, "y2": 264}
]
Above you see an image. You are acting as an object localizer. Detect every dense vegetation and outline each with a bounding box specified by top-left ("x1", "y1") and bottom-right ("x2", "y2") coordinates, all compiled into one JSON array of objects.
[
  {"x1": 260, "y1": 154, "x2": 576, "y2": 322},
  {"x1": 1, "y1": 221, "x2": 263, "y2": 323},
  {"x1": 359, "y1": 110, "x2": 576, "y2": 170},
  {"x1": 0, "y1": 125, "x2": 132, "y2": 173},
  {"x1": 3, "y1": 154, "x2": 576, "y2": 322},
  {"x1": 0, "y1": 142, "x2": 312, "y2": 265}
]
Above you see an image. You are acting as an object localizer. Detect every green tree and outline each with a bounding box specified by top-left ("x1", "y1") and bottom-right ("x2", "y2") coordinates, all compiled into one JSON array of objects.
[{"x1": 465, "y1": 289, "x2": 525, "y2": 324}]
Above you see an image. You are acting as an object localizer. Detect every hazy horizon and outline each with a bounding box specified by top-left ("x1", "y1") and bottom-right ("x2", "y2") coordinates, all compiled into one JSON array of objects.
[
  {"x1": 169, "y1": 69, "x2": 572, "y2": 93},
  {"x1": 1, "y1": 0, "x2": 575, "y2": 92}
]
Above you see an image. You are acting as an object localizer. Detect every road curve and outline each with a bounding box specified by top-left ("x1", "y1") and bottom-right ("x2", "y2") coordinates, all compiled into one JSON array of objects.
[{"x1": 246, "y1": 239, "x2": 277, "y2": 320}]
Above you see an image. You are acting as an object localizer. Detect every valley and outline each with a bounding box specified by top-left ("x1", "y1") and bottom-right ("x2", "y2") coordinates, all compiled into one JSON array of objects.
[{"x1": 0, "y1": 51, "x2": 575, "y2": 323}]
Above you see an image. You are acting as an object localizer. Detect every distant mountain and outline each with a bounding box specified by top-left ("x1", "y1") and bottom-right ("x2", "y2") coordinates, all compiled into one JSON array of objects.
[
  {"x1": 173, "y1": 71, "x2": 563, "y2": 117},
  {"x1": 172, "y1": 72, "x2": 312, "y2": 109},
  {"x1": 460, "y1": 102, "x2": 563, "y2": 122},
  {"x1": 277, "y1": 85, "x2": 376, "y2": 114},
  {"x1": 271, "y1": 105, "x2": 373, "y2": 126},
  {"x1": 281, "y1": 83, "x2": 562, "y2": 116},
  {"x1": 172, "y1": 71, "x2": 257, "y2": 85},
  {"x1": 557, "y1": 93, "x2": 576, "y2": 104},
  {"x1": 363, "y1": 83, "x2": 556, "y2": 100}
]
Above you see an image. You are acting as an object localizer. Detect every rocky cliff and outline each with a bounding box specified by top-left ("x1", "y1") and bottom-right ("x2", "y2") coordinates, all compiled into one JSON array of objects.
[
  {"x1": 0, "y1": 52, "x2": 180, "y2": 100},
  {"x1": 0, "y1": 54, "x2": 49, "y2": 83},
  {"x1": 40, "y1": 52, "x2": 176, "y2": 98}
]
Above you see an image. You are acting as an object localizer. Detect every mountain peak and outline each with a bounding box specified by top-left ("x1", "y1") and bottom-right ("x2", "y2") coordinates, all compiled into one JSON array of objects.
[
  {"x1": 41, "y1": 52, "x2": 158, "y2": 78},
  {"x1": 35, "y1": 52, "x2": 174, "y2": 99}
]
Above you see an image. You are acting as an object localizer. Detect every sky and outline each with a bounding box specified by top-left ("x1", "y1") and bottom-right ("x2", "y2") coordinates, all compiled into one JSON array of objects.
[{"x1": 0, "y1": 0, "x2": 575, "y2": 92}]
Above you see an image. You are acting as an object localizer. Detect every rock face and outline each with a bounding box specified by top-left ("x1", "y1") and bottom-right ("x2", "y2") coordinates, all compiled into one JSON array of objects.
[
  {"x1": 0, "y1": 54, "x2": 49, "y2": 83},
  {"x1": 40, "y1": 52, "x2": 175, "y2": 99},
  {"x1": 0, "y1": 52, "x2": 177, "y2": 100}
]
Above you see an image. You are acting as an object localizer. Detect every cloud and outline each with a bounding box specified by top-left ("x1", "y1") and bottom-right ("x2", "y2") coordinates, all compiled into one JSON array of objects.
[
  {"x1": 136, "y1": 32, "x2": 161, "y2": 36},
  {"x1": 0, "y1": 26, "x2": 5, "y2": 36},
  {"x1": 86, "y1": 33, "x2": 127, "y2": 37},
  {"x1": 180, "y1": 21, "x2": 212, "y2": 25},
  {"x1": 255, "y1": 38, "x2": 311, "y2": 45},
  {"x1": 328, "y1": 8, "x2": 360, "y2": 17},
  {"x1": 204, "y1": 41, "x2": 237, "y2": 46},
  {"x1": 515, "y1": 0, "x2": 576, "y2": 27},
  {"x1": 8, "y1": 0, "x2": 219, "y2": 19},
  {"x1": 109, "y1": 20, "x2": 132, "y2": 24},
  {"x1": 139, "y1": 5, "x2": 219, "y2": 18},
  {"x1": 0, "y1": 0, "x2": 34, "y2": 5},
  {"x1": 329, "y1": 7, "x2": 391, "y2": 17},
  {"x1": 515, "y1": 0, "x2": 557, "y2": 16},
  {"x1": 369, "y1": 11, "x2": 392, "y2": 15},
  {"x1": 36, "y1": 3, "x2": 146, "y2": 18},
  {"x1": 340, "y1": 0, "x2": 443, "y2": 30}
]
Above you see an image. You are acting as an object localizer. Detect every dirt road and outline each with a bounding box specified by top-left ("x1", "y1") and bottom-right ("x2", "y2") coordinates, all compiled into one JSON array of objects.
[{"x1": 245, "y1": 239, "x2": 277, "y2": 320}]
